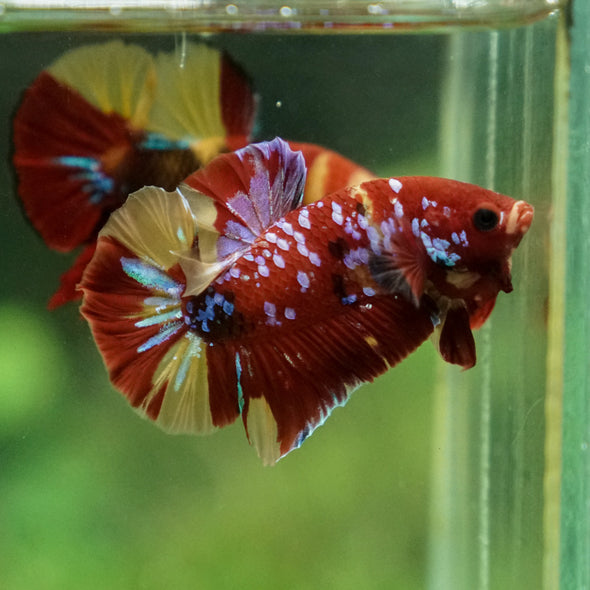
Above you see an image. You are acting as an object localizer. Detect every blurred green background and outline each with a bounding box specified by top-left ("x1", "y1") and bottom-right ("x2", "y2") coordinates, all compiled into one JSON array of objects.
[{"x1": 0, "y1": 32, "x2": 445, "y2": 589}]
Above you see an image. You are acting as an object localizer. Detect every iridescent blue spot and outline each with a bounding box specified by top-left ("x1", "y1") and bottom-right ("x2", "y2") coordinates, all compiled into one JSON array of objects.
[
  {"x1": 144, "y1": 296, "x2": 178, "y2": 311},
  {"x1": 420, "y1": 233, "x2": 461, "y2": 267},
  {"x1": 223, "y1": 300, "x2": 234, "y2": 316},
  {"x1": 235, "y1": 353, "x2": 245, "y2": 414},
  {"x1": 135, "y1": 309, "x2": 182, "y2": 328},
  {"x1": 137, "y1": 321, "x2": 183, "y2": 353},
  {"x1": 121, "y1": 258, "x2": 183, "y2": 296},
  {"x1": 176, "y1": 228, "x2": 187, "y2": 244},
  {"x1": 56, "y1": 155, "x2": 99, "y2": 170},
  {"x1": 342, "y1": 294, "x2": 358, "y2": 305},
  {"x1": 173, "y1": 334, "x2": 202, "y2": 391},
  {"x1": 412, "y1": 218, "x2": 420, "y2": 237},
  {"x1": 139, "y1": 132, "x2": 190, "y2": 150},
  {"x1": 55, "y1": 156, "x2": 114, "y2": 204}
]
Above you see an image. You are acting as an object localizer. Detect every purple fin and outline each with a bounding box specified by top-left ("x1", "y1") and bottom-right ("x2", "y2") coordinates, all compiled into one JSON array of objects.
[{"x1": 180, "y1": 138, "x2": 306, "y2": 260}]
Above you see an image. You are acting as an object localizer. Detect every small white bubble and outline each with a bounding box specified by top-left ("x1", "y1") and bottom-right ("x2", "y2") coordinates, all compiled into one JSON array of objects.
[
  {"x1": 280, "y1": 5, "x2": 293, "y2": 17},
  {"x1": 275, "y1": 100, "x2": 283, "y2": 108},
  {"x1": 225, "y1": 4, "x2": 238, "y2": 15},
  {"x1": 367, "y1": 3, "x2": 385, "y2": 15}
]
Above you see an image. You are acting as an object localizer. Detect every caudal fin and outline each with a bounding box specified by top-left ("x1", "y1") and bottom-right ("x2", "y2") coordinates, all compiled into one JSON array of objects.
[
  {"x1": 80, "y1": 140, "x2": 305, "y2": 448},
  {"x1": 148, "y1": 43, "x2": 257, "y2": 165},
  {"x1": 12, "y1": 41, "x2": 158, "y2": 251},
  {"x1": 13, "y1": 71, "x2": 140, "y2": 251}
]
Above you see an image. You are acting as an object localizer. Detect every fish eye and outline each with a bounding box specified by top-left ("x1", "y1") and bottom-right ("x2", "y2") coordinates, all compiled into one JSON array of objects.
[{"x1": 473, "y1": 208, "x2": 499, "y2": 231}]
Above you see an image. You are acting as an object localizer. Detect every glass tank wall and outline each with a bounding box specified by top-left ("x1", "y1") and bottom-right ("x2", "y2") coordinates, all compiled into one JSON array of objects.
[{"x1": 0, "y1": 1, "x2": 585, "y2": 589}]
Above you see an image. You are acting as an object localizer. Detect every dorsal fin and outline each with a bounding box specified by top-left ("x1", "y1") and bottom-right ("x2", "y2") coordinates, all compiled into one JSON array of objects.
[{"x1": 179, "y1": 138, "x2": 306, "y2": 267}]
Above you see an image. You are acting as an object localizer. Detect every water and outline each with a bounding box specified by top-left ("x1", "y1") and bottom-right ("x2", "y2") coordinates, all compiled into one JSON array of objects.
[{"x1": 0, "y1": 4, "x2": 572, "y2": 590}]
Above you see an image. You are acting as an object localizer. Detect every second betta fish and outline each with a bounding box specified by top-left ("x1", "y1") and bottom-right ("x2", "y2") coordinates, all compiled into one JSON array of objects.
[{"x1": 80, "y1": 138, "x2": 533, "y2": 465}]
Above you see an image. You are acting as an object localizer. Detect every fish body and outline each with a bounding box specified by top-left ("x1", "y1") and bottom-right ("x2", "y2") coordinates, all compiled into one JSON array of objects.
[
  {"x1": 80, "y1": 139, "x2": 533, "y2": 465},
  {"x1": 12, "y1": 41, "x2": 372, "y2": 308}
]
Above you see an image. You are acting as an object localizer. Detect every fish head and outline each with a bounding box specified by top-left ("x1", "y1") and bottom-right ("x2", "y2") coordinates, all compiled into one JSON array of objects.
[{"x1": 399, "y1": 178, "x2": 533, "y2": 299}]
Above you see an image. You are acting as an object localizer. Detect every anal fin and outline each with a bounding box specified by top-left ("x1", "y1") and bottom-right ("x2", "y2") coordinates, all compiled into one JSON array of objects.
[{"x1": 206, "y1": 295, "x2": 435, "y2": 464}]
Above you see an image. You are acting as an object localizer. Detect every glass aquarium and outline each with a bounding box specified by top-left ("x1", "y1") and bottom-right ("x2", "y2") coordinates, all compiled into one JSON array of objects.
[{"x1": 1, "y1": 1, "x2": 587, "y2": 589}]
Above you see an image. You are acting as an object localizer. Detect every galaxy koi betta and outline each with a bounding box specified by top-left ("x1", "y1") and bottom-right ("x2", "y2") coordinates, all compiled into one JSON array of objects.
[{"x1": 79, "y1": 138, "x2": 533, "y2": 465}]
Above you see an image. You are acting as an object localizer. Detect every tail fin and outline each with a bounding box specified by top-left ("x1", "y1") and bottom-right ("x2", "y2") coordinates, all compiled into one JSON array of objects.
[
  {"x1": 48, "y1": 40, "x2": 156, "y2": 129},
  {"x1": 12, "y1": 41, "x2": 159, "y2": 252},
  {"x1": 80, "y1": 140, "x2": 305, "y2": 449},
  {"x1": 148, "y1": 43, "x2": 257, "y2": 164},
  {"x1": 80, "y1": 185, "x2": 226, "y2": 434},
  {"x1": 13, "y1": 71, "x2": 139, "y2": 251}
]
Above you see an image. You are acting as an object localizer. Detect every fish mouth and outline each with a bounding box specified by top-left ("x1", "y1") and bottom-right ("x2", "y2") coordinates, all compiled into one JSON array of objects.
[{"x1": 506, "y1": 200, "x2": 534, "y2": 235}]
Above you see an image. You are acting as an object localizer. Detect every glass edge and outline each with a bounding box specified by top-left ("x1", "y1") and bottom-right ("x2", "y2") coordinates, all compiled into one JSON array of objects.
[{"x1": 0, "y1": 2, "x2": 564, "y2": 34}]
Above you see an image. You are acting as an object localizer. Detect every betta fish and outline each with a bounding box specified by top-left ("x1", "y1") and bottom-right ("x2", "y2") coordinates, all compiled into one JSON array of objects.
[
  {"x1": 12, "y1": 40, "x2": 373, "y2": 309},
  {"x1": 79, "y1": 138, "x2": 533, "y2": 465}
]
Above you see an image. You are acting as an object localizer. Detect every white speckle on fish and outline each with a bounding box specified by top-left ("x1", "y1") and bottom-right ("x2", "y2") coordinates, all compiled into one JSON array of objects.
[{"x1": 388, "y1": 178, "x2": 403, "y2": 193}]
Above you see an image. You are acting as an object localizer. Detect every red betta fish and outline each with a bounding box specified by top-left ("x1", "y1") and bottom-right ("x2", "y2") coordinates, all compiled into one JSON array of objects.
[
  {"x1": 12, "y1": 41, "x2": 373, "y2": 310},
  {"x1": 80, "y1": 138, "x2": 533, "y2": 465}
]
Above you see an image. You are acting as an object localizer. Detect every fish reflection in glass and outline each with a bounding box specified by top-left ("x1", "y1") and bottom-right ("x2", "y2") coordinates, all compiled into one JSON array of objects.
[{"x1": 79, "y1": 138, "x2": 533, "y2": 465}]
